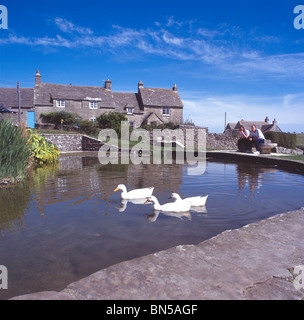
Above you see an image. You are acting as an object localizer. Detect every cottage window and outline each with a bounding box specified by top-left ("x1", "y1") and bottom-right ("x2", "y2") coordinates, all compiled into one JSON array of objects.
[
  {"x1": 89, "y1": 101, "x2": 98, "y2": 109},
  {"x1": 89, "y1": 117, "x2": 96, "y2": 125},
  {"x1": 162, "y1": 107, "x2": 170, "y2": 115},
  {"x1": 56, "y1": 100, "x2": 65, "y2": 108},
  {"x1": 127, "y1": 107, "x2": 134, "y2": 115},
  {"x1": 129, "y1": 121, "x2": 135, "y2": 129}
]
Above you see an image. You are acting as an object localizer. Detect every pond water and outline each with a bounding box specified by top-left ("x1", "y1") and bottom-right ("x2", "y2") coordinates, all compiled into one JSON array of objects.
[{"x1": 0, "y1": 154, "x2": 304, "y2": 299}]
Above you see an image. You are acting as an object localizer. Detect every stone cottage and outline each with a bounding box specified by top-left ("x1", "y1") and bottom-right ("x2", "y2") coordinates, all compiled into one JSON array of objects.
[
  {"x1": 0, "y1": 71, "x2": 183, "y2": 129},
  {"x1": 0, "y1": 71, "x2": 183, "y2": 128},
  {"x1": 0, "y1": 87, "x2": 34, "y2": 125},
  {"x1": 224, "y1": 116, "x2": 282, "y2": 135}
]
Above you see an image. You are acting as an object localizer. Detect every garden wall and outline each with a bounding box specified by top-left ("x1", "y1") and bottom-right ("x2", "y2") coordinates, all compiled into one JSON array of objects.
[{"x1": 41, "y1": 134, "x2": 83, "y2": 152}]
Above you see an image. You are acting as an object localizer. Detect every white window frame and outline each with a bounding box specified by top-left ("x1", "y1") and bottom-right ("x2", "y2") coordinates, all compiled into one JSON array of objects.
[
  {"x1": 126, "y1": 107, "x2": 134, "y2": 115},
  {"x1": 56, "y1": 100, "x2": 66, "y2": 108},
  {"x1": 162, "y1": 107, "x2": 170, "y2": 115},
  {"x1": 89, "y1": 117, "x2": 97, "y2": 125},
  {"x1": 89, "y1": 101, "x2": 98, "y2": 109}
]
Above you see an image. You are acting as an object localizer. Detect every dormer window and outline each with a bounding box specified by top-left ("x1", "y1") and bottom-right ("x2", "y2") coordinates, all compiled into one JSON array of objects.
[
  {"x1": 126, "y1": 107, "x2": 134, "y2": 115},
  {"x1": 89, "y1": 101, "x2": 98, "y2": 109},
  {"x1": 56, "y1": 100, "x2": 65, "y2": 108}
]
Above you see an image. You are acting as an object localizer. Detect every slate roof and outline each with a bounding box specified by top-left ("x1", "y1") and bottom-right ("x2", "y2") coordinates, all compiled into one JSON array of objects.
[
  {"x1": 34, "y1": 81, "x2": 183, "y2": 112},
  {"x1": 35, "y1": 83, "x2": 116, "y2": 108},
  {"x1": 0, "y1": 88, "x2": 34, "y2": 109},
  {"x1": 237, "y1": 120, "x2": 281, "y2": 133},
  {"x1": 112, "y1": 92, "x2": 143, "y2": 114},
  {"x1": 225, "y1": 119, "x2": 282, "y2": 134},
  {"x1": 138, "y1": 87, "x2": 183, "y2": 108},
  {"x1": 226, "y1": 122, "x2": 237, "y2": 130},
  {"x1": 142, "y1": 112, "x2": 164, "y2": 124}
]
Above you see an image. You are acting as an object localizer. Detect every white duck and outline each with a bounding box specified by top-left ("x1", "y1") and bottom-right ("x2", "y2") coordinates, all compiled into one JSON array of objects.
[
  {"x1": 170, "y1": 193, "x2": 208, "y2": 207},
  {"x1": 145, "y1": 195, "x2": 191, "y2": 213},
  {"x1": 114, "y1": 184, "x2": 154, "y2": 200}
]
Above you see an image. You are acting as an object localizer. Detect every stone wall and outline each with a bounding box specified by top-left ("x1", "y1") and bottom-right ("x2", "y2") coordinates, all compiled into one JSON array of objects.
[
  {"x1": 41, "y1": 134, "x2": 105, "y2": 152},
  {"x1": 82, "y1": 135, "x2": 104, "y2": 151},
  {"x1": 41, "y1": 134, "x2": 83, "y2": 152},
  {"x1": 207, "y1": 133, "x2": 238, "y2": 150},
  {"x1": 41, "y1": 128, "x2": 239, "y2": 153},
  {"x1": 148, "y1": 125, "x2": 238, "y2": 150}
]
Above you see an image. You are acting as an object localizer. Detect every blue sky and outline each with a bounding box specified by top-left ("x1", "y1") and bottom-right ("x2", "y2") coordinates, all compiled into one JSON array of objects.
[{"x1": 0, "y1": 0, "x2": 304, "y2": 132}]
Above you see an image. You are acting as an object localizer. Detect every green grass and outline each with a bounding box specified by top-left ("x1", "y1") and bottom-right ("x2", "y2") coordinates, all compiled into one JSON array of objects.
[
  {"x1": 296, "y1": 133, "x2": 304, "y2": 147},
  {"x1": 36, "y1": 129, "x2": 80, "y2": 135},
  {"x1": 276, "y1": 154, "x2": 304, "y2": 162}
]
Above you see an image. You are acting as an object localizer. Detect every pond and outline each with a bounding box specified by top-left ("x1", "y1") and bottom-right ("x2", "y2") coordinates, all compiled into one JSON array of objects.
[{"x1": 0, "y1": 154, "x2": 304, "y2": 299}]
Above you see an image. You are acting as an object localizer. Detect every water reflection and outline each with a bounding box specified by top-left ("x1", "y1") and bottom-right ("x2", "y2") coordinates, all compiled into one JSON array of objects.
[
  {"x1": 0, "y1": 156, "x2": 293, "y2": 235},
  {"x1": 236, "y1": 162, "x2": 277, "y2": 194},
  {"x1": 1, "y1": 155, "x2": 304, "y2": 300},
  {"x1": 0, "y1": 164, "x2": 59, "y2": 236},
  {"x1": 116, "y1": 198, "x2": 147, "y2": 212},
  {"x1": 145, "y1": 210, "x2": 192, "y2": 222}
]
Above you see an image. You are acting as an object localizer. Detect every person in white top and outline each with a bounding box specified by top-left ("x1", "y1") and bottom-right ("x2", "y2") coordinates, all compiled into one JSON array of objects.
[{"x1": 249, "y1": 125, "x2": 265, "y2": 151}]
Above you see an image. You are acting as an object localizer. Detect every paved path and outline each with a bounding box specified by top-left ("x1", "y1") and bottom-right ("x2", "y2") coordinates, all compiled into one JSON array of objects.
[{"x1": 11, "y1": 208, "x2": 304, "y2": 300}]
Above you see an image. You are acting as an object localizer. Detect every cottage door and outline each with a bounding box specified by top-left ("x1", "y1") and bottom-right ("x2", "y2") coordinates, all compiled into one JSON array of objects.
[{"x1": 27, "y1": 111, "x2": 35, "y2": 128}]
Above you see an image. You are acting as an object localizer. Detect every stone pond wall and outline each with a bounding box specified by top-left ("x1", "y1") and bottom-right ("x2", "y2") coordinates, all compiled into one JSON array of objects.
[
  {"x1": 148, "y1": 126, "x2": 238, "y2": 150},
  {"x1": 41, "y1": 134, "x2": 83, "y2": 152},
  {"x1": 40, "y1": 129, "x2": 239, "y2": 152}
]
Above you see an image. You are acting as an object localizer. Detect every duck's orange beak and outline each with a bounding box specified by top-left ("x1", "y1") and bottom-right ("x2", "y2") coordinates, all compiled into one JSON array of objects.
[
  {"x1": 144, "y1": 199, "x2": 149, "y2": 204},
  {"x1": 114, "y1": 187, "x2": 119, "y2": 192}
]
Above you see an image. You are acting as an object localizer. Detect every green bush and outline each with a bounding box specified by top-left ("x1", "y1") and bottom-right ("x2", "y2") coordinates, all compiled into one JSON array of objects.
[
  {"x1": 28, "y1": 131, "x2": 60, "y2": 166},
  {"x1": 78, "y1": 120, "x2": 99, "y2": 136},
  {"x1": 264, "y1": 131, "x2": 297, "y2": 149},
  {"x1": 0, "y1": 119, "x2": 32, "y2": 182},
  {"x1": 96, "y1": 112, "x2": 128, "y2": 137},
  {"x1": 40, "y1": 111, "x2": 80, "y2": 126},
  {"x1": 140, "y1": 121, "x2": 177, "y2": 131}
]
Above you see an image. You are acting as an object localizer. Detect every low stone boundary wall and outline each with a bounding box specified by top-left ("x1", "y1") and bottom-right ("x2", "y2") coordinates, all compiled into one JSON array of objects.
[
  {"x1": 41, "y1": 130, "x2": 239, "y2": 153},
  {"x1": 41, "y1": 134, "x2": 83, "y2": 152},
  {"x1": 207, "y1": 133, "x2": 238, "y2": 150},
  {"x1": 148, "y1": 126, "x2": 238, "y2": 151},
  {"x1": 40, "y1": 134, "x2": 104, "y2": 152}
]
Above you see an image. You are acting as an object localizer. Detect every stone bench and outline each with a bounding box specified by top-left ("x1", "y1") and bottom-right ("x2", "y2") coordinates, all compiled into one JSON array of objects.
[
  {"x1": 260, "y1": 139, "x2": 278, "y2": 154},
  {"x1": 260, "y1": 145, "x2": 273, "y2": 154}
]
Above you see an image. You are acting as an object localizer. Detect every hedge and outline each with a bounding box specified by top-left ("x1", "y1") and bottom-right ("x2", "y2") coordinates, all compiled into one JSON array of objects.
[{"x1": 264, "y1": 131, "x2": 297, "y2": 149}]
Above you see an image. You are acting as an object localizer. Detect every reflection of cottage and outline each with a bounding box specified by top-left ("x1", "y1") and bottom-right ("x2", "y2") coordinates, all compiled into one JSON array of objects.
[
  {"x1": 0, "y1": 71, "x2": 183, "y2": 129},
  {"x1": 224, "y1": 116, "x2": 282, "y2": 134}
]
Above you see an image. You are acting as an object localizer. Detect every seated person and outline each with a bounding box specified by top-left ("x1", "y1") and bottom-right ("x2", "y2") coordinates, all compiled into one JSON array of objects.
[
  {"x1": 249, "y1": 125, "x2": 265, "y2": 151},
  {"x1": 237, "y1": 125, "x2": 251, "y2": 152}
]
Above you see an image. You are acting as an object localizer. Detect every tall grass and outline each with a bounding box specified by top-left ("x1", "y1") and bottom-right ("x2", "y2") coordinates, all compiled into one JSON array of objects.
[{"x1": 0, "y1": 119, "x2": 33, "y2": 183}]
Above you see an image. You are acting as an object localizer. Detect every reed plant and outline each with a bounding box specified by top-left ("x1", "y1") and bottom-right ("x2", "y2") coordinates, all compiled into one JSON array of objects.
[{"x1": 0, "y1": 119, "x2": 33, "y2": 183}]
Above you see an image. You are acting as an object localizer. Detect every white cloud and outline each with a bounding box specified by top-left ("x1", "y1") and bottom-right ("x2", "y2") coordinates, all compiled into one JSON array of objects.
[
  {"x1": 2, "y1": 16, "x2": 304, "y2": 81},
  {"x1": 54, "y1": 17, "x2": 93, "y2": 35}
]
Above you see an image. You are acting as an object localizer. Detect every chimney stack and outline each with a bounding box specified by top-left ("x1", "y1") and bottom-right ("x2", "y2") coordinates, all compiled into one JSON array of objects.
[
  {"x1": 173, "y1": 83, "x2": 178, "y2": 92},
  {"x1": 265, "y1": 116, "x2": 269, "y2": 123},
  {"x1": 138, "y1": 81, "x2": 144, "y2": 90},
  {"x1": 105, "y1": 79, "x2": 112, "y2": 91},
  {"x1": 35, "y1": 70, "x2": 41, "y2": 86}
]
